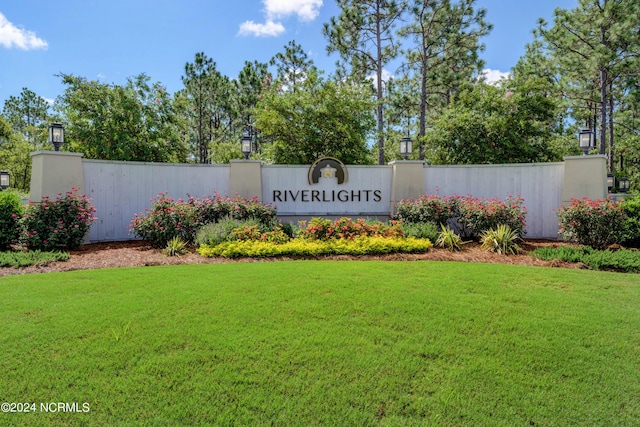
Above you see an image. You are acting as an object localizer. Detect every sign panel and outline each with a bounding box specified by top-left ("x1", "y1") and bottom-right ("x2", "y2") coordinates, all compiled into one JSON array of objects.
[{"x1": 262, "y1": 158, "x2": 392, "y2": 215}]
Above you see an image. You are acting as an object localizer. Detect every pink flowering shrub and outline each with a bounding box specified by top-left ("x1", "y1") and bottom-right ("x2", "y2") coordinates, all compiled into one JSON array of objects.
[
  {"x1": 189, "y1": 193, "x2": 276, "y2": 226},
  {"x1": 21, "y1": 188, "x2": 97, "y2": 251},
  {"x1": 395, "y1": 194, "x2": 457, "y2": 226},
  {"x1": 129, "y1": 192, "x2": 278, "y2": 247},
  {"x1": 456, "y1": 195, "x2": 527, "y2": 239},
  {"x1": 0, "y1": 190, "x2": 23, "y2": 250},
  {"x1": 557, "y1": 197, "x2": 626, "y2": 249},
  {"x1": 395, "y1": 194, "x2": 527, "y2": 240},
  {"x1": 129, "y1": 193, "x2": 198, "y2": 248},
  {"x1": 298, "y1": 217, "x2": 404, "y2": 241}
]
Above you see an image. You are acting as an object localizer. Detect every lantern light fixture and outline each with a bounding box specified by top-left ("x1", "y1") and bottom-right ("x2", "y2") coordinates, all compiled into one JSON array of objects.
[
  {"x1": 619, "y1": 177, "x2": 630, "y2": 193},
  {"x1": 400, "y1": 136, "x2": 412, "y2": 161},
  {"x1": 579, "y1": 128, "x2": 595, "y2": 154},
  {"x1": 241, "y1": 134, "x2": 252, "y2": 160},
  {"x1": 49, "y1": 123, "x2": 65, "y2": 151},
  {"x1": 0, "y1": 170, "x2": 9, "y2": 190}
]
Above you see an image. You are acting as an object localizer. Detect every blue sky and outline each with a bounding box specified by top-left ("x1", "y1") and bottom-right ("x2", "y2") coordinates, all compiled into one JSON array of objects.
[{"x1": 1, "y1": 0, "x2": 577, "y2": 106}]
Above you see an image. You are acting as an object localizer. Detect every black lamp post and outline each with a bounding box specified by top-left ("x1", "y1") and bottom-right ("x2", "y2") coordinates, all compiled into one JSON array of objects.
[
  {"x1": 49, "y1": 123, "x2": 64, "y2": 151},
  {"x1": 241, "y1": 134, "x2": 252, "y2": 160},
  {"x1": 0, "y1": 170, "x2": 9, "y2": 191},
  {"x1": 579, "y1": 128, "x2": 595, "y2": 154},
  {"x1": 400, "y1": 135, "x2": 412, "y2": 161},
  {"x1": 607, "y1": 173, "x2": 615, "y2": 192},
  {"x1": 619, "y1": 177, "x2": 630, "y2": 193}
]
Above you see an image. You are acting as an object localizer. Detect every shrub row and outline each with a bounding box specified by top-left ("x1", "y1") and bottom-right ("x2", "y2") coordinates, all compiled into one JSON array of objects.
[
  {"x1": 0, "y1": 250, "x2": 70, "y2": 268},
  {"x1": 531, "y1": 245, "x2": 640, "y2": 273},
  {"x1": 129, "y1": 193, "x2": 277, "y2": 247},
  {"x1": 198, "y1": 236, "x2": 433, "y2": 258},
  {"x1": 0, "y1": 188, "x2": 97, "y2": 251},
  {"x1": 394, "y1": 194, "x2": 526, "y2": 239}
]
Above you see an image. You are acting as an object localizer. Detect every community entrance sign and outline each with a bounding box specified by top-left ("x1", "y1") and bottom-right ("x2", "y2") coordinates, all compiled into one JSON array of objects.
[{"x1": 263, "y1": 156, "x2": 391, "y2": 216}]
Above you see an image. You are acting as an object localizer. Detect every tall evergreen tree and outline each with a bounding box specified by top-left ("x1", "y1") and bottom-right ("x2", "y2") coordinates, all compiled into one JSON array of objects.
[
  {"x1": 537, "y1": 0, "x2": 640, "y2": 172},
  {"x1": 269, "y1": 40, "x2": 316, "y2": 93},
  {"x1": 324, "y1": 0, "x2": 406, "y2": 165},
  {"x1": 399, "y1": 0, "x2": 490, "y2": 159}
]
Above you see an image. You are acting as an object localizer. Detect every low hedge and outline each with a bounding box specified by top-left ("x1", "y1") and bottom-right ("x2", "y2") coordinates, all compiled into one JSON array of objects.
[
  {"x1": 530, "y1": 245, "x2": 640, "y2": 273},
  {"x1": 198, "y1": 236, "x2": 433, "y2": 258}
]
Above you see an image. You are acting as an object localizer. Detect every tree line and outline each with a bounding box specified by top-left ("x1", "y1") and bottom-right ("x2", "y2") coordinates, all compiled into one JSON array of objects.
[{"x1": 1, "y1": 0, "x2": 638, "y2": 192}]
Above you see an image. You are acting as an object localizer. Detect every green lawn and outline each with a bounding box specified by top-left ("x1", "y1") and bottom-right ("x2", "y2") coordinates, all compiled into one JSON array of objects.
[{"x1": 1, "y1": 261, "x2": 639, "y2": 426}]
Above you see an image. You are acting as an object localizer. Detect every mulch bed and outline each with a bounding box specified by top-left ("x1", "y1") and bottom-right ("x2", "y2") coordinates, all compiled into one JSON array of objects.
[{"x1": 0, "y1": 239, "x2": 579, "y2": 277}]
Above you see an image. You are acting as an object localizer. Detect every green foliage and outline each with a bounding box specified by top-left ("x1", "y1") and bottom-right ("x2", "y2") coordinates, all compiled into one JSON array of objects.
[
  {"x1": 0, "y1": 249, "x2": 69, "y2": 267},
  {"x1": 1, "y1": 89, "x2": 51, "y2": 191},
  {"x1": 557, "y1": 197, "x2": 626, "y2": 249},
  {"x1": 162, "y1": 237, "x2": 189, "y2": 257},
  {"x1": 255, "y1": 72, "x2": 374, "y2": 165},
  {"x1": 56, "y1": 73, "x2": 188, "y2": 162},
  {"x1": 436, "y1": 224, "x2": 466, "y2": 251},
  {"x1": 400, "y1": 221, "x2": 439, "y2": 241},
  {"x1": 620, "y1": 194, "x2": 640, "y2": 247},
  {"x1": 130, "y1": 193, "x2": 278, "y2": 247},
  {"x1": 195, "y1": 218, "x2": 244, "y2": 246},
  {"x1": 198, "y1": 236, "x2": 432, "y2": 258},
  {"x1": 297, "y1": 217, "x2": 404, "y2": 240},
  {"x1": 0, "y1": 190, "x2": 23, "y2": 250},
  {"x1": 323, "y1": 0, "x2": 404, "y2": 164},
  {"x1": 480, "y1": 224, "x2": 522, "y2": 255},
  {"x1": 181, "y1": 52, "x2": 236, "y2": 163},
  {"x1": 531, "y1": 245, "x2": 640, "y2": 273},
  {"x1": 21, "y1": 188, "x2": 97, "y2": 251},
  {"x1": 424, "y1": 80, "x2": 561, "y2": 164}
]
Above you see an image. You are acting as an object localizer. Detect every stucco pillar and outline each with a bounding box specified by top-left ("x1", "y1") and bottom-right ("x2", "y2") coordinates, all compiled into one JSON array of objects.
[
  {"x1": 229, "y1": 160, "x2": 262, "y2": 201},
  {"x1": 30, "y1": 151, "x2": 85, "y2": 202},
  {"x1": 389, "y1": 160, "x2": 425, "y2": 215},
  {"x1": 561, "y1": 155, "x2": 608, "y2": 204}
]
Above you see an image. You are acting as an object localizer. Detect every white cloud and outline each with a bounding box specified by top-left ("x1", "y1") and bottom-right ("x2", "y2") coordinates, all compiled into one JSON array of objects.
[
  {"x1": 264, "y1": 0, "x2": 323, "y2": 22},
  {"x1": 239, "y1": 19, "x2": 286, "y2": 37},
  {"x1": 367, "y1": 68, "x2": 394, "y2": 89},
  {"x1": 0, "y1": 12, "x2": 48, "y2": 50},
  {"x1": 239, "y1": 0, "x2": 322, "y2": 37},
  {"x1": 481, "y1": 68, "x2": 510, "y2": 85}
]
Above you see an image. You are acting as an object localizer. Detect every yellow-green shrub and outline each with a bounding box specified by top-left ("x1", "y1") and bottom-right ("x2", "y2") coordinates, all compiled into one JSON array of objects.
[{"x1": 197, "y1": 236, "x2": 432, "y2": 258}]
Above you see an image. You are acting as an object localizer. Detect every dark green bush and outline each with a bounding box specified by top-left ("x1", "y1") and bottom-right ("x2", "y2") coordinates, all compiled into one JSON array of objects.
[
  {"x1": 401, "y1": 221, "x2": 439, "y2": 241},
  {"x1": 0, "y1": 190, "x2": 23, "y2": 250},
  {"x1": 620, "y1": 195, "x2": 640, "y2": 247}
]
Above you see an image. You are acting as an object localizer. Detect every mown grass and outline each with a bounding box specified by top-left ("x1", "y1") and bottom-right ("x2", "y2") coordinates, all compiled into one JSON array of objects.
[{"x1": 1, "y1": 261, "x2": 639, "y2": 426}]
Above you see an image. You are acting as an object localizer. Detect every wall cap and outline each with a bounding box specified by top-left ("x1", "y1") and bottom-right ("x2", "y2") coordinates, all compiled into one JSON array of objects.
[{"x1": 30, "y1": 151, "x2": 84, "y2": 158}]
